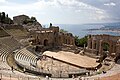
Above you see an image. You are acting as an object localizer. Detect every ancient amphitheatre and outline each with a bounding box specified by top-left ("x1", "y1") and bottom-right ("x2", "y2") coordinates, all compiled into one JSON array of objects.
[{"x1": 0, "y1": 14, "x2": 120, "y2": 80}]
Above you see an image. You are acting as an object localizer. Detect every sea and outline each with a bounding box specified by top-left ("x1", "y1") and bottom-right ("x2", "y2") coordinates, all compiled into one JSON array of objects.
[{"x1": 43, "y1": 24, "x2": 120, "y2": 38}]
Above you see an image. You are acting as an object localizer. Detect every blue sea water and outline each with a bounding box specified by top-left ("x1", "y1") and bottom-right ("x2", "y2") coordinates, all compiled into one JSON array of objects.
[{"x1": 44, "y1": 24, "x2": 120, "y2": 38}]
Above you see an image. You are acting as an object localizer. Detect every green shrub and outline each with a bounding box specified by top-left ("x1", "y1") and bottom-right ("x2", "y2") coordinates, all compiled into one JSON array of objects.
[{"x1": 75, "y1": 36, "x2": 88, "y2": 47}]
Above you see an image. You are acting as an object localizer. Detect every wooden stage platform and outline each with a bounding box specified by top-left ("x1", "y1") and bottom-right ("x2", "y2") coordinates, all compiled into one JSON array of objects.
[{"x1": 43, "y1": 51, "x2": 100, "y2": 69}]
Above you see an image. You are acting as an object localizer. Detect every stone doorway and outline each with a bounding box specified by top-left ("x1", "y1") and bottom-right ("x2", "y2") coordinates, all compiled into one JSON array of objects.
[{"x1": 44, "y1": 39, "x2": 48, "y2": 46}]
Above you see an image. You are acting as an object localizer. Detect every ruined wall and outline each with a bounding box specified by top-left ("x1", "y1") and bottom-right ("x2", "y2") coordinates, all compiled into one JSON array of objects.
[
  {"x1": 13, "y1": 15, "x2": 30, "y2": 25},
  {"x1": 30, "y1": 26, "x2": 75, "y2": 47},
  {"x1": 87, "y1": 34, "x2": 120, "y2": 57},
  {"x1": 58, "y1": 33, "x2": 75, "y2": 46}
]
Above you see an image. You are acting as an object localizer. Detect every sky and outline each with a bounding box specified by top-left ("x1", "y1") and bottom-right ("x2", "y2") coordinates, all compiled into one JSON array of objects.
[{"x1": 0, "y1": 0, "x2": 120, "y2": 24}]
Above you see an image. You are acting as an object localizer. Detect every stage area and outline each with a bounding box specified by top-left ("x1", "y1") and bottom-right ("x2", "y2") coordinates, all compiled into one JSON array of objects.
[{"x1": 43, "y1": 51, "x2": 100, "y2": 69}]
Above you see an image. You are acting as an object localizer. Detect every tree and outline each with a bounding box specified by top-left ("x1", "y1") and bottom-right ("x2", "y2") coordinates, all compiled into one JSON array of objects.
[
  {"x1": 0, "y1": 12, "x2": 13, "y2": 24},
  {"x1": 2, "y1": 12, "x2": 5, "y2": 19},
  {"x1": 23, "y1": 19, "x2": 29, "y2": 24},
  {"x1": 60, "y1": 29, "x2": 68, "y2": 33},
  {"x1": 22, "y1": 16, "x2": 37, "y2": 24},
  {"x1": 75, "y1": 36, "x2": 80, "y2": 46},
  {"x1": 103, "y1": 43, "x2": 109, "y2": 51},
  {"x1": 0, "y1": 12, "x2": 1, "y2": 22},
  {"x1": 50, "y1": 23, "x2": 52, "y2": 27},
  {"x1": 6, "y1": 14, "x2": 8, "y2": 18},
  {"x1": 75, "y1": 35, "x2": 88, "y2": 47},
  {"x1": 1, "y1": 12, "x2": 5, "y2": 23},
  {"x1": 31, "y1": 16, "x2": 37, "y2": 22}
]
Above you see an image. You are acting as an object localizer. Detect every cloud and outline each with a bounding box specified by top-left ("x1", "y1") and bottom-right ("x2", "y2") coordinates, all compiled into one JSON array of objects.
[
  {"x1": 104, "y1": 2, "x2": 116, "y2": 6},
  {"x1": 56, "y1": 0, "x2": 110, "y2": 22},
  {"x1": 76, "y1": 0, "x2": 120, "y2": 22},
  {"x1": 1, "y1": 0, "x2": 103, "y2": 16},
  {"x1": 0, "y1": 0, "x2": 6, "y2": 3},
  {"x1": 57, "y1": 0, "x2": 100, "y2": 10},
  {"x1": 0, "y1": 0, "x2": 54, "y2": 14},
  {"x1": 0, "y1": 0, "x2": 119, "y2": 24}
]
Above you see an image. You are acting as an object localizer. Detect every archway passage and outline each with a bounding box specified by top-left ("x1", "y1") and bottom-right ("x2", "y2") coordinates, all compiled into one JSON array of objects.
[
  {"x1": 115, "y1": 54, "x2": 120, "y2": 63},
  {"x1": 102, "y1": 42, "x2": 110, "y2": 56},
  {"x1": 97, "y1": 42, "x2": 110, "y2": 62},
  {"x1": 44, "y1": 39, "x2": 48, "y2": 46},
  {"x1": 102, "y1": 42, "x2": 109, "y2": 51}
]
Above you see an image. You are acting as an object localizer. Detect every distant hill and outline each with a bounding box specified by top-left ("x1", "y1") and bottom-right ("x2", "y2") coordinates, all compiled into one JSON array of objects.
[
  {"x1": 85, "y1": 22, "x2": 120, "y2": 30},
  {"x1": 102, "y1": 22, "x2": 120, "y2": 29}
]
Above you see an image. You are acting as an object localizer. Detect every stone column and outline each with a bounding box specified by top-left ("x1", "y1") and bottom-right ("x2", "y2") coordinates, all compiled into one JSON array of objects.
[
  {"x1": 92, "y1": 40, "x2": 95, "y2": 50},
  {"x1": 96, "y1": 41, "x2": 99, "y2": 55},
  {"x1": 113, "y1": 44, "x2": 115, "y2": 53},
  {"x1": 92, "y1": 40, "x2": 96, "y2": 53},
  {"x1": 87, "y1": 39, "x2": 91, "y2": 49},
  {"x1": 116, "y1": 44, "x2": 120, "y2": 54},
  {"x1": 84, "y1": 44, "x2": 86, "y2": 49},
  {"x1": 96, "y1": 41, "x2": 99, "y2": 50},
  {"x1": 99, "y1": 40, "x2": 102, "y2": 55},
  {"x1": 94, "y1": 40, "x2": 96, "y2": 49},
  {"x1": 109, "y1": 41, "x2": 112, "y2": 56}
]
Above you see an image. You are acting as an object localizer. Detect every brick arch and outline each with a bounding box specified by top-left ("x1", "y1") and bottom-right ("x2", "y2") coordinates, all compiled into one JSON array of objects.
[
  {"x1": 102, "y1": 40, "x2": 110, "y2": 48},
  {"x1": 101, "y1": 41, "x2": 111, "y2": 55},
  {"x1": 87, "y1": 35, "x2": 119, "y2": 57}
]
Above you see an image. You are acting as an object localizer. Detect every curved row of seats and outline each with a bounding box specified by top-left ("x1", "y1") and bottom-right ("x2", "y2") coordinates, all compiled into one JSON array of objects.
[
  {"x1": 0, "y1": 40, "x2": 42, "y2": 80},
  {"x1": 0, "y1": 44, "x2": 12, "y2": 70},
  {"x1": 0, "y1": 27, "x2": 44, "y2": 80},
  {"x1": 0, "y1": 36, "x2": 22, "y2": 70},
  {"x1": 14, "y1": 48, "x2": 37, "y2": 67},
  {"x1": 14, "y1": 48, "x2": 52, "y2": 75},
  {"x1": 0, "y1": 45, "x2": 11, "y2": 61}
]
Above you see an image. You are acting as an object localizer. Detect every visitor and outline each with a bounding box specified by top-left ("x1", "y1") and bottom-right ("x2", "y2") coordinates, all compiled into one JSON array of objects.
[
  {"x1": 86, "y1": 72, "x2": 88, "y2": 76},
  {"x1": 95, "y1": 68, "x2": 97, "y2": 72},
  {"x1": 72, "y1": 75, "x2": 74, "y2": 79},
  {"x1": 102, "y1": 71, "x2": 106, "y2": 74},
  {"x1": 78, "y1": 76, "x2": 81, "y2": 80},
  {"x1": 46, "y1": 75, "x2": 49, "y2": 80},
  {"x1": 47, "y1": 67, "x2": 49, "y2": 72},
  {"x1": 11, "y1": 66, "x2": 13, "y2": 72},
  {"x1": 81, "y1": 77, "x2": 84, "y2": 80},
  {"x1": 23, "y1": 67, "x2": 26, "y2": 73}
]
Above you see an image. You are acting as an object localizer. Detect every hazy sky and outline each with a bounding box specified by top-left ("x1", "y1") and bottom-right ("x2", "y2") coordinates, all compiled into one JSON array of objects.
[{"x1": 0, "y1": 0, "x2": 120, "y2": 24}]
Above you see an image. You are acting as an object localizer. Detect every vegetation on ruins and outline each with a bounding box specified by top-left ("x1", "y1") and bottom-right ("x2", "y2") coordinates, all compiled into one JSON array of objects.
[
  {"x1": 0, "y1": 12, "x2": 13, "y2": 24},
  {"x1": 23, "y1": 16, "x2": 37, "y2": 24},
  {"x1": 102, "y1": 43, "x2": 109, "y2": 51},
  {"x1": 60, "y1": 29, "x2": 68, "y2": 33},
  {"x1": 75, "y1": 36, "x2": 88, "y2": 47}
]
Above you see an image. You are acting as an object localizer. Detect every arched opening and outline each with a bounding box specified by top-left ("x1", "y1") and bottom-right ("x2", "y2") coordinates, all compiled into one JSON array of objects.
[
  {"x1": 98, "y1": 42, "x2": 110, "y2": 62},
  {"x1": 102, "y1": 42, "x2": 110, "y2": 52},
  {"x1": 38, "y1": 42, "x2": 41, "y2": 45},
  {"x1": 115, "y1": 54, "x2": 120, "y2": 63},
  {"x1": 44, "y1": 39, "x2": 48, "y2": 46},
  {"x1": 90, "y1": 41, "x2": 92, "y2": 48},
  {"x1": 94, "y1": 43, "x2": 96, "y2": 49},
  {"x1": 102, "y1": 42, "x2": 110, "y2": 57}
]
